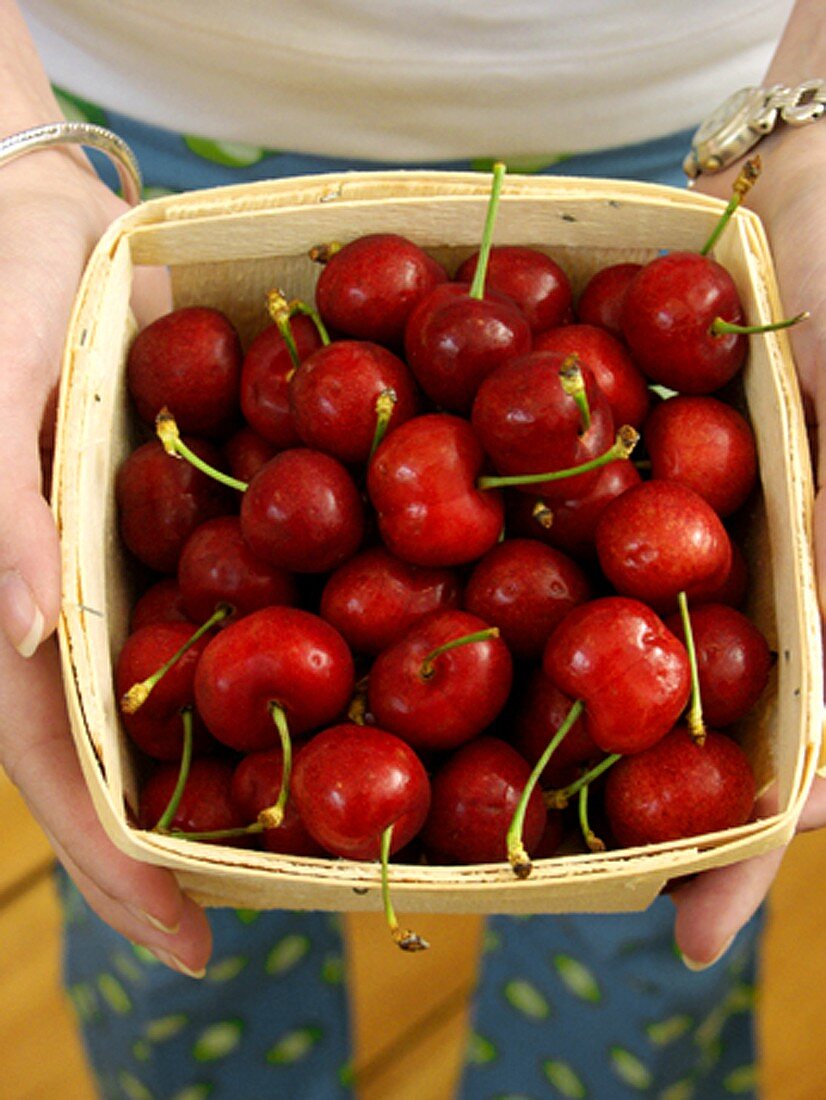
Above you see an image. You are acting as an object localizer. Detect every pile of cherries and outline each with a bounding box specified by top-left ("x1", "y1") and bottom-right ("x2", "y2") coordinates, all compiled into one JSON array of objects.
[{"x1": 114, "y1": 165, "x2": 791, "y2": 947}]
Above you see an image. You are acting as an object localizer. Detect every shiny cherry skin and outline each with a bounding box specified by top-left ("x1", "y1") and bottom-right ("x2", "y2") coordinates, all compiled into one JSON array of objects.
[
  {"x1": 533, "y1": 323, "x2": 650, "y2": 429},
  {"x1": 664, "y1": 602, "x2": 773, "y2": 728},
  {"x1": 604, "y1": 725, "x2": 756, "y2": 847},
  {"x1": 368, "y1": 609, "x2": 513, "y2": 753},
  {"x1": 223, "y1": 425, "x2": 279, "y2": 484},
  {"x1": 643, "y1": 395, "x2": 758, "y2": 517},
  {"x1": 241, "y1": 448, "x2": 364, "y2": 573},
  {"x1": 240, "y1": 312, "x2": 322, "y2": 447},
  {"x1": 314, "y1": 233, "x2": 448, "y2": 347},
  {"x1": 127, "y1": 306, "x2": 242, "y2": 437},
  {"x1": 576, "y1": 262, "x2": 642, "y2": 339},
  {"x1": 139, "y1": 757, "x2": 248, "y2": 842},
  {"x1": 404, "y1": 282, "x2": 532, "y2": 413},
  {"x1": 231, "y1": 748, "x2": 326, "y2": 856},
  {"x1": 177, "y1": 515, "x2": 298, "y2": 623},
  {"x1": 620, "y1": 251, "x2": 746, "y2": 394},
  {"x1": 454, "y1": 245, "x2": 573, "y2": 334},
  {"x1": 471, "y1": 350, "x2": 615, "y2": 505},
  {"x1": 194, "y1": 606, "x2": 355, "y2": 752},
  {"x1": 319, "y1": 545, "x2": 461, "y2": 656},
  {"x1": 291, "y1": 723, "x2": 431, "y2": 860},
  {"x1": 116, "y1": 437, "x2": 234, "y2": 574},
  {"x1": 543, "y1": 596, "x2": 690, "y2": 755},
  {"x1": 130, "y1": 578, "x2": 190, "y2": 631},
  {"x1": 595, "y1": 480, "x2": 732, "y2": 614},
  {"x1": 367, "y1": 413, "x2": 504, "y2": 567},
  {"x1": 420, "y1": 736, "x2": 547, "y2": 865},
  {"x1": 509, "y1": 668, "x2": 600, "y2": 788},
  {"x1": 289, "y1": 340, "x2": 419, "y2": 465},
  {"x1": 463, "y1": 538, "x2": 591, "y2": 660}
]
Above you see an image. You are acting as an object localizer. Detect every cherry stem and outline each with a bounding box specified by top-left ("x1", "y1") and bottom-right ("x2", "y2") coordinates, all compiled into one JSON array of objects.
[
  {"x1": 478, "y1": 426, "x2": 639, "y2": 491},
  {"x1": 578, "y1": 782, "x2": 606, "y2": 853},
  {"x1": 120, "y1": 603, "x2": 232, "y2": 714},
  {"x1": 544, "y1": 753, "x2": 622, "y2": 810},
  {"x1": 165, "y1": 822, "x2": 265, "y2": 842},
  {"x1": 380, "y1": 824, "x2": 429, "y2": 952},
  {"x1": 559, "y1": 355, "x2": 591, "y2": 434},
  {"x1": 153, "y1": 706, "x2": 194, "y2": 832},
  {"x1": 531, "y1": 500, "x2": 554, "y2": 530},
  {"x1": 469, "y1": 161, "x2": 507, "y2": 301},
  {"x1": 677, "y1": 591, "x2": 706, "y2": 745},
  {"x1": 506, "y1": 698, "x2": 584, "y2": 878},
  {"x1": 347, "y1": 675, "x2": 370, "y2": 725},
  {"x1": 699, "y1": 156, "x2": 761, "y2": 256},
  {"x1": 419, "y1": 626, "x2": 500, "y2": 680},
  {"x1": 308, "y1": 241, "x2": 342, "y2": 265},
  {"x1": 370, "y1": 388, "x2": 398, "y2": 458},
  {"x1": 156, "y1": 409, "x2": 249, "y2": 492},
  {"x1": 710, "y1": 311, "x2": 809, "y2": 337},
  {"x1": 266, "y1": 288, "x2": 301, "y2": 368},
  {"x1": 287, "y1": 297, "x2": 331, "y2": 346},
  {"x1": 257, "y1": 703, "x2": 292, "y2": 829}
]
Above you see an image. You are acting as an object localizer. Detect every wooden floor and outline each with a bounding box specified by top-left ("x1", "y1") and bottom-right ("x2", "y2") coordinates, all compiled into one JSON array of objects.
[{"x1": 2, "y1": 766, "x2": 825, "y2": 1100}]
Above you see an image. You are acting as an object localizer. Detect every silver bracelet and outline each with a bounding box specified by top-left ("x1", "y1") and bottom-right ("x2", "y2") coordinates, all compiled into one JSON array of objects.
[{"x1": 0, "y1": 121, "x2": 142, "y2": 204}]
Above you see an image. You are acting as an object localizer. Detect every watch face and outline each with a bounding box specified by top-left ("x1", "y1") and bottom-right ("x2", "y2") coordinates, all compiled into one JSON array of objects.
[
  {"x1": 690, "y1": 86, "x2": 767, "y2": 173},
  {"x1": 694, "y1": 87, "x2": 763, "y2": 145}
]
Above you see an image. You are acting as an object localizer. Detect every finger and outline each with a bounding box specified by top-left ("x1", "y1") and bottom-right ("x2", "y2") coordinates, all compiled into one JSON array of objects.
[{"x1": 1, "y1": 636, "x2": 209, "y2": 954}]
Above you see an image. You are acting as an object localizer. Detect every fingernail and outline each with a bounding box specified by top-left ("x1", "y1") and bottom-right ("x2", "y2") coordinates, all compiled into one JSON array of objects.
[
  {"x1": 681, "y1": 934, "x2": 736, "y2": 972},
  {"x1": 147, "y1": 946, "x2": 206, "y2": 979},
  {"x1": 126, "y1": 903, "x2": 180, "y2": 935},
  {"x1": 0, "y1": 570, "x2": 44, "y2": 658}
]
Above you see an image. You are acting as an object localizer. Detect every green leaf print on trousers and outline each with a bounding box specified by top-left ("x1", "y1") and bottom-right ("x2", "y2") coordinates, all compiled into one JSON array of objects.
[
  {"x1": 192, "y1": 1019, "x2": 244, "y2": 1061},
  {"x1": 265, "y1": 932, "x2": 311, "y2": 975},
  {"x1": 504, "y1": 978, "x2": 552, "y2": 1019},
  {"x1": 206, "y1": 955, "x2": 249, "y2": 983},
  {"x1": 170, "y1": 1087, "x2": 214, "y2": 1100},
  {"x1": 183, "y1": 135, "x2": 269, "y2": 167},
  {"x1": 645, "y1": 1014, "x2": 694, "y2": 1046},
  {"x1": 553, "y1": 954, "x2": 602, "y2": 1003},
  {"x1": 724, "y1": 1064, "x2": 759, "y2": 1094},
  {"x1": 117, "y1": 1071, "x2": 155, "y2": 1100},
  {"x1": 97, "y1": 972, "x2": 132, "y2": 1015},
  {"x1": 470, "y1": 154, "x2": 572, "y2": 174},
  {"x1": 609, "y1": 1046, "x2": 653, "y2": 1090},
  {"x1": 466, "y1": 1031, "x2": 498, "y2": 1065},
  {"x1": 543, "y1": 1060, "x2": 587, "y2": 1098},
  {"x1": 144, "y1": 1013, "x2": 189, "y2": 1042},
  {"x1": 266, "y1": 1025, "x2": 323, "y2": 1064}
]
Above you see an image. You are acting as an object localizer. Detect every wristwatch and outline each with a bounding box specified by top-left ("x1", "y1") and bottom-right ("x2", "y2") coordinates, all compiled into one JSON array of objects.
[{"x1": 683, "y1": 79, "x2": 826, "y2": 178}]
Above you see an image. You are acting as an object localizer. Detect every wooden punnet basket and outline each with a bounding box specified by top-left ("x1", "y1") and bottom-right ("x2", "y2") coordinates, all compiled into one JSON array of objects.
[{"x1": 53, "y1": 171, "x2": 824, "y2": 914}]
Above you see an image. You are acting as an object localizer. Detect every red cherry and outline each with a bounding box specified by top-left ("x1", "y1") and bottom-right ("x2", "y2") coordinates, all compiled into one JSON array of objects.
[
  {"x1": 231, "y1": 748, "x2": 326, "y2": 856},
  {"x1": 313, "y1": 233, "x2": 447, "y2": 347},
  {"x1": 223, "y1": 425, "x2": 279, "y2": 484},
  {"x1": 240, "y1": 312, "x2": 322, "y2": 446},
  {"x1": 454, "y1": 245, "x2": 572, "y2": 334},
  {"x1": 130, "y1": 578, "x2": 191, "y2": 631},
  {"x1": 510, "y1": 669, "x2": 600, "y2": 787},
  {"x1": 643, "y1": 395, "x2": 758, "y2": 517},
  {"x1": 289, "y1": 340, "x2": 419, "y2": 464},
  {"x1": 576, "y1": 262, "x2": 642, "y2": 339},
  {"x1": 240, "y1": 449, "x2": 364, "y2": 573},
  {"x1": 194, "y1": 606, "x2": 355, "y2": 752},
  {"x1": 543, "y1": 596, "x2": 690, "y2": 754},
  {"x1": 404, "y1": 282, "x2": 532, "y2": 412},
  {"x1": 368, "y1": 609, "x2": 513, "y2": 753},
  {"x1": 420, "y1": 736, "x2": 547, "y2": 865},
  {"x1": 127, "y1": 306, "x2": 242, "y2": 437},
  {"x1": 463, "y1": 538, "x2": 591, "y2": 660},
  {"x1": 291, "y1": 723, "x2": 431, "y2": 859},
  {"x1": 533, "y1": 323, "x2": 650, "y2": 429},
  {"x1": 319, "y1": 546, "x2": 461, "y2": 656},
  {"x1": 139, "y1": 757, "x2": 248, "y2": 841},
  {"x1": 177, "y1": 515, "x2": 298, "y2": 624},
  {"x1": 116, "y1": 437, "x2": 234, "y2": 574},
  {"x1": 367, "y1": 413, "x2": 504, "y2": 567},
  {"x1": 595, "y1": 480, "x2": 732, "y2": 613},
  {"x1": 664, "y1": 603, "x2": 773, "y2": 727},
  {"x1": 603, "y1": 725, "x2": 755, "y2": 846},
  {"x1": 620, "y1": 251, "x2": 746, "y2": 393},
  {"x1": 471, "y1": 350, "x2": 616, "y2": 505}
]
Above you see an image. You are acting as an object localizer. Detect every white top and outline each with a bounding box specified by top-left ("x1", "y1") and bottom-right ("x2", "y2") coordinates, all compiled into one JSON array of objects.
[{"x1": 21, "y1": 0, "x2": 795, "y2": 161}]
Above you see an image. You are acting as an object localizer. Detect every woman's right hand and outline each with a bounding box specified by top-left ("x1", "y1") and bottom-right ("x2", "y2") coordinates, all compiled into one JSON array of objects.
[{"x1": 0, "y1": 146, "x2": 213, "y2": 976}]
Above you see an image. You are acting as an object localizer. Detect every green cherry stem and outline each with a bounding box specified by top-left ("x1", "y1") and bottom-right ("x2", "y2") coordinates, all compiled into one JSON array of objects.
[
  {"x1": 507, "y1": 698, "x2": 584, "y2": 878},
  {"x1": 710, "y1": 311, "x2": 809, "y2": 337},
  {"x1": 559, "y1": 355, "x2": 591, "y2": 434},
  {"x1": 419, "y1": 626, "x2": 500, "y2": 680},
  {"x1": 286, "y1": 296, "x2": 332, "y2": 346},
  {"x1": 257, "y1": 703, "x2": 293, "y2": 829},
  {"x1": 156, "y1": 408, "x2": 249, "y2": 492},
  {"x1": 677, "y1": 591, "x2": 706, "y2": 745},
  {"x1": 370, "y1": 388, "x2": 398, "y2": 458},
  {"x1": 153, "y1": 706, "x2": 195, "y2": 832},
  {"x1": 699, "y1": 156, "x2": 761, "y2": 256},
  {"x1": 380, "y1": 824, "x2": 429, "y2": 952},
  {"x1": 478, "y1": 426, "x2": 639, "y2": 492},
  {"x1": 544, "y1": 753, "x2": 622, "y2": 810},
  {"x1": 578, "y1": 782, "x2": 606, "y2": 853},
  {"x1": 120, "y1": 603, "x2": 233, "y2": 714},
  {"x1": 469, "y1": 161, "x2": 507, "y2": 301},
  {"x1": 266, "y1": 288, "x2": 301, "y2": 368}
]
